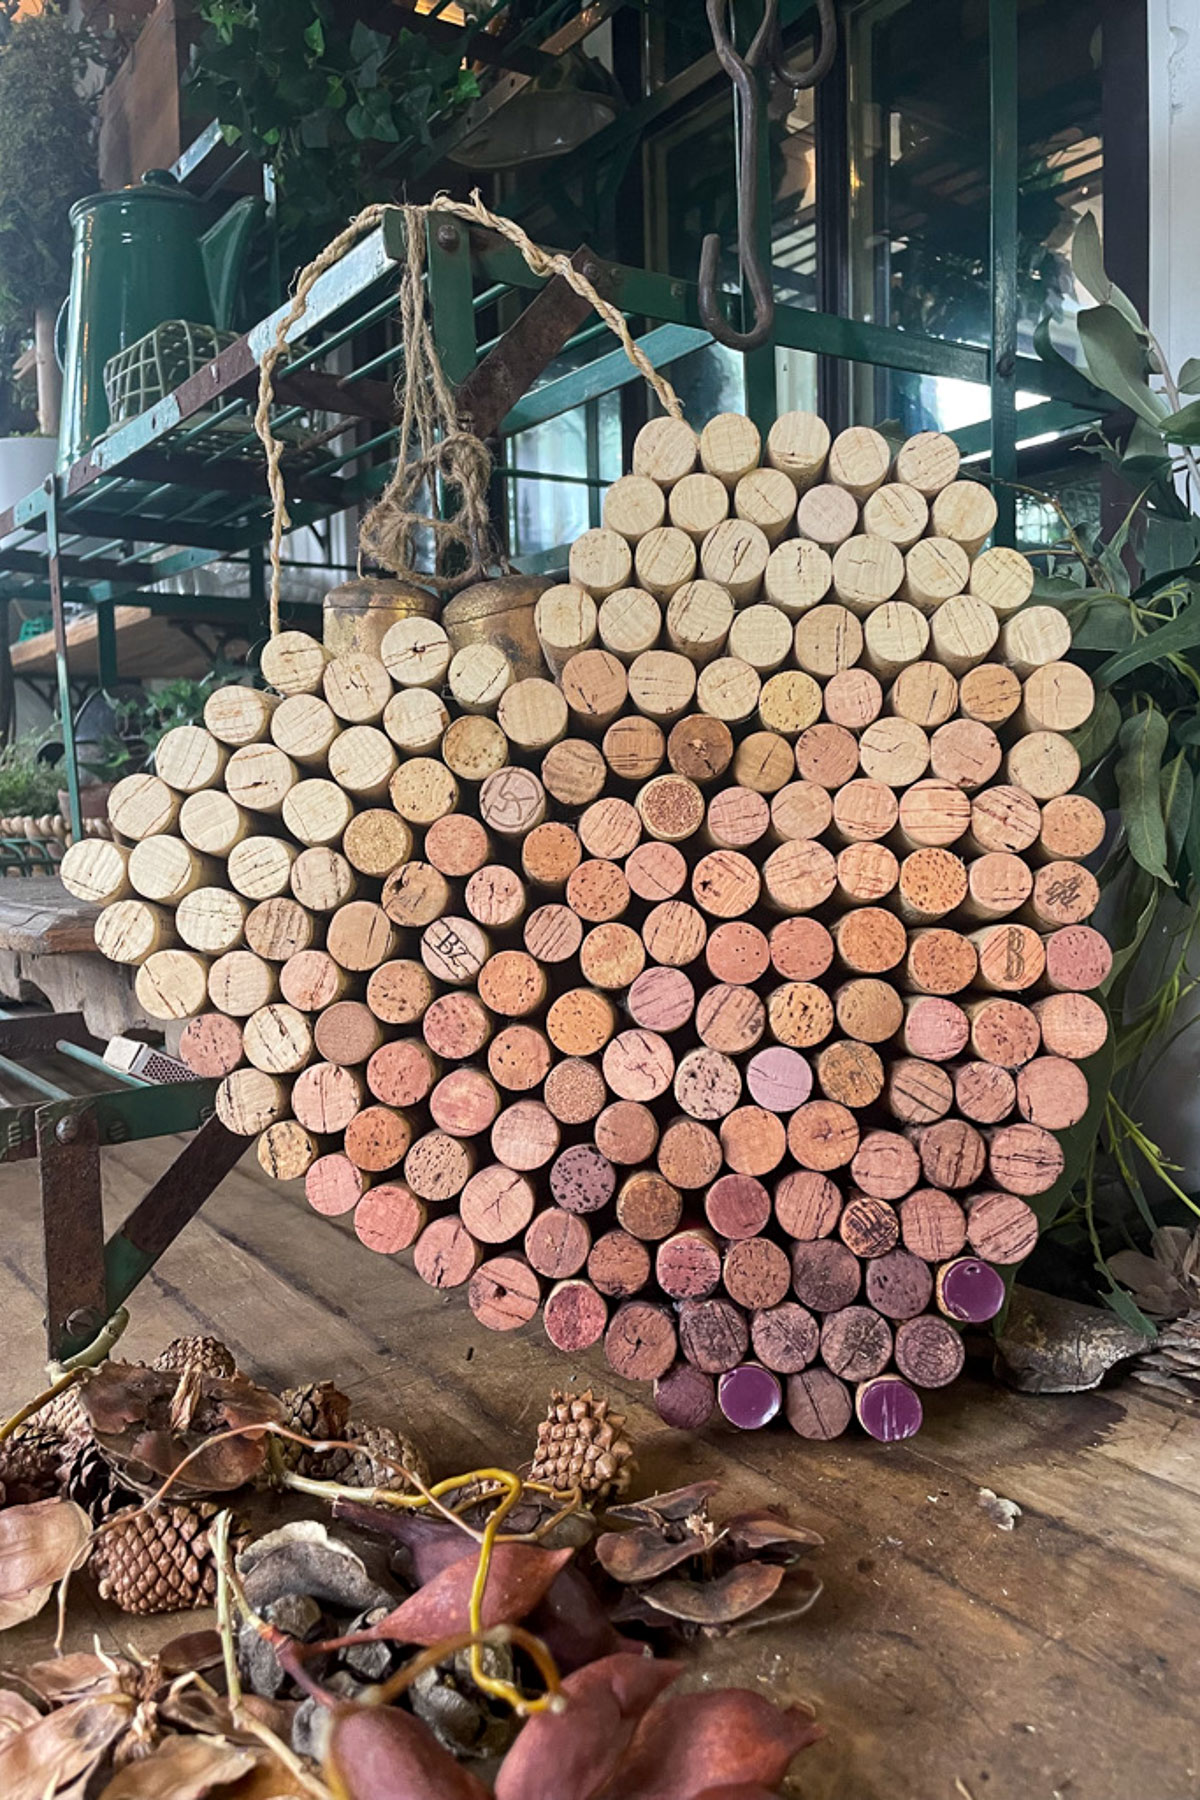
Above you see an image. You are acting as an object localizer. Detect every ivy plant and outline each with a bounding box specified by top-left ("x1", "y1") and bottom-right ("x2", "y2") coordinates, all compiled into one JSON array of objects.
[{"x1": 188, "y1": 2, "x2": 480, "y2": 245}]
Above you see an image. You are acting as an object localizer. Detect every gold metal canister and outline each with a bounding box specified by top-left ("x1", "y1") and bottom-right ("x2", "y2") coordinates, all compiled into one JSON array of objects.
[
  {"x1": 442, "y1": 574, "x2": 555, "y2": 683},
  {"x1": 322, "y1": 577, "x2": 438, "y2": 659}
]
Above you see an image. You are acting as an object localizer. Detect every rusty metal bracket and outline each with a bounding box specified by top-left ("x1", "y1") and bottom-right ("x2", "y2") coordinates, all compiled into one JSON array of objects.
[
  {"x1": 0, "y1": 1011, "x2": 100, "y2": 1058},
  {"x1": 36, "y1": 1098, "x2": 106, "y2": 1360}
]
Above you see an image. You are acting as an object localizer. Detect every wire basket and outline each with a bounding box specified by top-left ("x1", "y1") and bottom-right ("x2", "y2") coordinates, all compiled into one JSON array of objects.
[{"x1": 103, "y1": 320, "x2": 238, "y2": 429}]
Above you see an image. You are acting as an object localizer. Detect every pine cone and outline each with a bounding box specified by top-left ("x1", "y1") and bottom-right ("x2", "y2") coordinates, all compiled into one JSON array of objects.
[
  {"x1": 276, "y1": 1381, "x2": 352, "y2": 1475},
  {"x1": 0, "y1": 1430, "x2": 64, "y2": 1504},
  {"x1": 530, "y1": 1389, "x2": 634, "y2": 1500},
  {"x1": 1129, "y1": 1309, "x2": 1200, "y2": 1400},
  {"x1": 92, "y1": 1502, "x2": 223, "y2": 1614},
  {"x1": 18, "y1": 1381, "x2": 90, "y2": 1447},
  {"x1": 324, "y1": 1422, "x2": 430, "y2": 1492},
  {"x1": 154, "y1": 1336, "x2": 237, "y2": 1380},
  {"x1": 60, "y1": 1435, "x2": 138, "y2": 1526}
]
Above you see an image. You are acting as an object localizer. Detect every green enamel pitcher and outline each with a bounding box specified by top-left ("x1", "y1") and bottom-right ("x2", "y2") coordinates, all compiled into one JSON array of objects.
[{"x1": 56, "y1": 170, "x2": 261, "y2": 470}]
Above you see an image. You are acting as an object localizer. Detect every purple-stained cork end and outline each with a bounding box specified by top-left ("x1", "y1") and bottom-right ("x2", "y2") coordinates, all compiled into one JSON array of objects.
[
  {"x1": 654, "y1": 1362, "x2": 716, "y2": 1430},
  {"x1": 937, "y1": 1256, "x2": 1005, "y2": 1323},
  {"x1": 745, "y1": 1045, "x2": 814, "y2": 1114},
  {"x1": 718, "y1": 1362, "x2": 783, "y2": 1430},
  {"x1": 856, "y1": 1375, "x2": 923, "y2": 1441}
]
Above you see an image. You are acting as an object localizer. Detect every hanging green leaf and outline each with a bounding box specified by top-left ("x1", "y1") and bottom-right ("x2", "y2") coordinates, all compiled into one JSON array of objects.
[
  {"x1": 1077, "y1": 306, "x2": 1167, "y2": 426},
  {"x1": 1069, "y1": 601, "x2": 1137, "y2": 653},
  {"x1": 1071, "y1": 213, "x2": 1148, "y2": 333},
  {"x1": 303, "y1": 18, "x2": 324, "y2": 55},
  {"x1": 1185, "y1": 770, "x2": 1200, "y2": 894},
  {"x1": 1069, "y1": 689, "x2": 1122, "y2": 768},
  {"x1": 1161, "y1": 750, "x2": 1194, "y2": 878},
  {"x1": 1158, "y1": 397, "x2": 1200, "y2": 444},
  {"x1": 1115, "y1": 708, "x2": 1172, "y2": 882},
  {"x1": 1179, "y1": 357, "x2": 1200, "y2": 395},
  {"x1": 1095, "y1": 597, "x2": 1200, "y2": 684},
  {"x1": 1103, "y1": 868, "x2": 1159, "y2": 1006}
]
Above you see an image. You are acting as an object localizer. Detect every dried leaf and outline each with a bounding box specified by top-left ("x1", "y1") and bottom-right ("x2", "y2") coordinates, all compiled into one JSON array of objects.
[
  {"x1": 640, "y1": 1562, "x2": 785, "y2": 1627},
  {"x1": 594, "y1": 1527, "x2": 713, "y2": 1585},
  {"x1": 157, "y1": 1630, "x2": 225, "y2": 1676},
  {"x1": 721, "y1": 1567, "x2": 823, "y2": 1636},
  {"x1": 82, "y1": 1365, "x2": 282, "y2": 1498},
  {"x1": 97, "y1": 1733, "x2": 259, "y2": 1799},
  {"x1": 239, "y1": 1521, "x2": 393, "y2": 1614},
  {"x1": 325, "y1": 1705, "x2": 491, "y2": 1800},
  {"x1": 597, "y1": 1689, "x2": 822, "y2": 1800},
  {"x1": 368, "y1": 1544, "x2": 574, "y2": 1646},
  {"x1": 523, "y1": 1564, "x2": 626, "y2": 1673},
  {"x1": 0, "y1": 1695, "x2": 132, "y2": 1799},
  {"x1": 0, "y1": 1689, "x2": 40, "y2": 1739},
  {"x1": 605, "y1": 1483, "x2": 721, "y2": 1527},
  {"x1": 692, "y1": 1788, "x2": 779, "y2": 1799},
  {"x1": 330, "y1": 1503, "x2": 472, "y2": 1587},
  {"x1": 4, "y1": 1653, "x2": 120, "y2": 1704},
  {"x1": 722, "y1": 1512, "x2": 824, "y2": 1560},
  {"x1": 493, "y1": 1652, "x2": 682, "y2": 1800},
  {"x1": 0, "y1": 1499, "x2": 92, "y2": 1631}
]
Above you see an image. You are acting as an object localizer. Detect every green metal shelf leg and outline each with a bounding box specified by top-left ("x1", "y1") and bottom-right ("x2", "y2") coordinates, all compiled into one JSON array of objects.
[{"x1": 989, "y1": 0, "x2": 1020, "y2": 546}]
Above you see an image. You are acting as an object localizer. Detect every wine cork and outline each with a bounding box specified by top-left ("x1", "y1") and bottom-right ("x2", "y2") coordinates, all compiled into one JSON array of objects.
[
  {"x1": 723, "y1": 1236, "x2": 791, "y2": 1310},
  {"x1": 696, "y1": 983, "x2": 766, "y2": 1054},
  {"x1": 766, "y1": 409, "x2": 830, "y2": 488},
  {"x1": 1015, "y1": 1055, "x2": 1089, "y2": 1130},
  {"x1": 836, "y1": 842, "x2": 899, "y2": 906},
  {"x1": 677, "y1": 1296, "x2": 750, "y2": 1373},
  {"x1": 405, "y1": 1130, "x2": 475, "y2": 1202},
  {"x1": 324, "y1": 900, "x2": 396, "y2": 973},
  {"x1": 821, "y1": 1305, "x2": 895, "y2": 1383},
  {"x1": 633, "y1": 774, "x2": 703, "y2": 845},
  {"x1": 95, "y1": 898, "x2": 175, "y2": 965},
  {"x1": 491, "y1": 1101, "x2": 561, "y2": 1173},
  {"x1": 207, "y1": 948, "x2": 278, "y2": 1017},
  {"x1": 792, "y1": 721, "x2": 857, "y2": 789},
  {"x1": 535, "y1": 584, "x2": 598, "y2": 675},
  {"x1": 423, "y1": 992, "x2": 491, "y2": 1064},
  {"x1": 603, "y1": 472, "x2": 667, "y2": 543},
  {"x1": 734, "y1": 466, "x2": 797, "y2": 543},
  {"x1": 849, "y1": 1131, "x2": 920, "y2": 1203},
  {"x1": 290, "y1": 847, "x2": 356, "y2": 915},
  {"x1": 831, "y1": 534, "x2": 904, "y2": 615},
  {"x1": 602, "y1": 1028, "x2": 674, "y2": 1104},
  {"x1": 344, "y1": 1105, "x2": 415, "y2": 1173},
  {"x1": 696, "y1": 656, "x2": 761, "y2": 723},
  {"x1": 442, "y1": 714, "x2": 508, "y2": 784},
  {"x1": 243, "y1": 1002, "x2": 314, "y2": 1076},
  {"x1": 761, "y1": 542, "x2": 830, "y2": 623},
  {"x1": 479, "y1": 766, "x2": 547, "y2": 838},
  {"x1": 627, "y1": 649, "x2": 697, "y2": 722},
  {"x1": 954, "y1": 1060, "x2": 1017, "y2": 1124},
  {"x1": 155, "y1": 724, "x2": 227, "y2": 795},
  {"x1": 901, "y1": 995, "x2": 969, "y2": 1061},
  {"x1": 1004, "y1": 731, "x2": 1080, "y2": 801},
  {"x1": 546, "y1": 987, "x2": 617, "y2": 1057},
  {"x1": 260, "y1": 629, "x2": 327, "y2": 696},
  {"x1": 635, "y1": 525, "x2": 697, "y2": 600},
  {"x1": 894, "y1": 1316, "x2": 965, "y2": 1389},
  {"x1": 830, "y1": 778, "x2": 898, "y2": 846},
  {"x1": 1036, "y1": 794, "x2": 1105, "y2": 863},
  {"x1": 785, "y1": 1366, "x2": 853, "y2": 1439},
  {"x1": 814, "y1": 1040, "x2": 883, "y2": 1108},
  {"x1": 520, "y1": 821, "x2": 580, "y2": 890},
  {"x1": 323, "y1": 652, "x2": 392, "y2": 721},
  {"x1": 793, "y1": 604, "x2": 864, "y2": 680},
  {"x1": 885, "y1": 1059, "x2": 954, "y2": 1124},
  {"x1": 244, "y1": 896, "x2": 315, "y2": 963},
  {"x1": 893, "y1": 429, "x2": 960, "y2": 496},
  {"x1": 929, "y1": 595, "x2": 999, "y2": 675},
  {"x1": 413, "y1": 1216, "x2": 482, "y2": 1289},
  {"x1": 378, "y1": 618, "x2": 450, "y2": 691},
  {"x1": 751, "y1": 1303, "x2": 819, "y2": 1376},
  {"x1": 497, "y1": 678, "x2": 569, "y2": 753},
  {"x1": 281, "y1": 778, "x2": 353, "y2": 847},
  {"x1": 904, "y1": 925, "x2": 977, "y2": 993},
  {"x1": 597, "y1": 587, "x2": 662, "y2": 665},
  {"x1": 827, "y1": 426, "x2": 889, "y2": 500},
  {"x1": 790, "y1": 1235, "x2": 861, "y2": 1310},
  {"x1": 657, "y1": 1117, "x2": 722, "y2": 1190},
  {"x1": 970, "y1": 922, "x2": 1046, "y2": 992},
  {"x1": 728, "y1": 730, "x2": 792, "y2": 796},
  {"x1": 525, "y1": 1208, "x2": 592, "y2": 1279},
  {"x1": 368, "y1": 1039, "x2": 439, "y2": 1109},
  {"x1": 477, "y1": 949, "x2": 548, "y2": 1019},
  {"x1": 888, "y1": 661, "x2": 958, "y2": 728},
  {"x1": 544, "y1": 1057, "x2": 608, "y2": 1125},
  {"x1": 313, "y1": 999, "x2": 384, "y2": 1068},
  {"x1": 667, "y1": 471, "x2": 729, "y2": 546},
  {"x1": 569, "y1": 527, "x2": 633, "y2": 598},
  {"x1": 914, "y1": 1117, "x2": 987, "y2": 1191},
  {"x1": 862, "y1": 602, "x2": 929, "y2": 680},
  {"x1": 700, "y1": 517, "x2": 770, "y2": 603},
  {"x1": 534, "y1": 744, "x2": 602, "y2": 816},
  {"x1": 338, "y1": 814, "x2": 410, "y2": 884},
  {"x1": 561, "y1": 649, "x2": 628, "y2": 731},
  {"x1": 623, "y1": 850, "x2": 686, "y2": 915},
  {"x1": 1017, "y1": 661, "x2": 1095, "y2": 734},
  {"x1": 727, "y1": 603, "x2": 793, "y2": 675},
  {"x1": 1043, "y1": 925, "x2": 1112, "y2": 993},
  {"x1": 380, "y1": 861, "x2": 451, "y2": 931},
  {"x1": 606, "y1": 1301, "x2": 678, "y2": 1381},
  {"x1": 595, "y1": 1100, "x2": 659, "y2": 1166},
  {"x1": 770, "y1": 781, "x2": 833, "y2": 843},
  {"x1": 175, "y1": 887, "x2": 249, "y2": 956},
  {"x1": 986, "y1": 1121, "x2": 1065, "y2": 1195},
  {"x1": 969, "y1": 544, "x2": 1035, "y2": 616},
  {"x1": 858, "y1": 718, "x2": 929, "y2": 787},
  {"x1": 765, "y1": 980, "x2": 834, "y2": 1051},
  {"x1": 862, "y1": 482, "x2": 929, "y2": 550},
  {"x1": 1032, "y1": 991, "x2": 1108, "y2": 1060},
  {"x1": 823, "y1": 673, "x2": 882, "y2": 737},
  {"x1": 327, "y1": 725, "x2": 398, "y2": 802},
  {"x1": 699, "y1": 411, "x2": 761, "y2": 487},
  {"x1": 204, "y1": 684, "x2": 278, "y2": 747},
  {"x1": 929, "y1": 718, "x2": 1001, "y2": 791},
  {"x1": 576, "y1": 798, "x2": 639, "y2": 866},
  {"x1": 447, "y1": 644, "x2": 512, "y2": 717},
  {"x1": 364, "y1": 959, "x2": 434, "y2": 1027},
  {"x1": 763, "y1": 839, "x2": 838, "y2": 914},
  {"x1": 963, "y1": 1190, "x2": 1040, "y2": 1266},
  {"x1": 353, "y1": 1182, "x2": 427, "y2": 1254},
  {"x1": 1025, "y1": 860, "x2": 1100, "y2": 930},
  {"x1": 270, "y1": 693, "x2": 339, "y2": 766},
  {"x1": 388, "y1": 759, "x2": 459, "y2": 832},
  {"x1": 662, "y1": 717, "x2": 730, "y2": 789},
  {"x1": 543, "y1": 1279, "x2": 609, "y2": 1350},
  {"x1": 128, "y1": 836, "x2": 218, "y2": 906},
  {"x1": 958, "y1": 662, "x2": 1021, "y2": 726},
  {"x1": 999, "y1": 604, "x2": 1072, "y2": 677},
  {"x1": 968, "y1": 784, "x2": 1041, "y2": 856},
  {"x1": 936, "y1": 1258, "x2": 1016, "y2": 1322},
  {"x1": 721, "y1": 1104, "x2": 788, "y2": 1178},
  {"x1": 523, "y1": 902, "x2": 582, "y2": 961},
  {"x1": 177, "y1": 790, "x2": 249, "y2": 859},
  {"x1": 900, "y1": 537, "x2": 969, "y2": 613},
  {"x1": 895, "y1": 847, "x2": 968, "y2": 923},
  {"x1": 566, "y1": 858, "x2": 629, "y2": 922},
  {"x1": 705, "y1": 783, "x2": 772, "y2": 850},
  {"x1": 135, "y1": 949, "x2": 210, "y2": 1021},
  {"x1": 587, "y1": 1229, "x2": 652, "y2": 1299},
  {"x1": 670, "y1": 1045, "x2": 740, "y2": 1120},
  {"x1": 281, "y1": 949, "x2": 350, "y2": 1013},
  {"x1": 63, "y1": 838, "x2": 132, "y2": 907},
  {"x1": 582, "y1": 919, "x2": 647, "y2": 988},
  {"x1": 833, "y1": 905, "x2": 906, "y2": 973},
  {"x1": 705, "y1": 1172, "x2": 771, "y2": 1239},
  {"x1": 796, "y1": 481, "x2": 859, "y2": 551},
  {"x1": 633, "y1": 415, "x2": 699, "y2": 486},
  {"x1": 836, "y1": 976, "x2": 904, "y2": 1044},
  {"x1": 257, "y1": 1119, "x2": 320, "y2": 1183},
  {"x1": 109, "y1": 772, "x2": 180, "y2": 842},
  {"x1": 419, "y1": 915, "x2": 488, "y2": 987},
  {"x1": 216, "y1": 1067, "x2": 289, "y2": 1137},
  {"x1": 664, "y1": 580, "x2": 733, "y2": 665},
  {"x1": 930, "y1": 479, "x2": 998, "y2": 553}
]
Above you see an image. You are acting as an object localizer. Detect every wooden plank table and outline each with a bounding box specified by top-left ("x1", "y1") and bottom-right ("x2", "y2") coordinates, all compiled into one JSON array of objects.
[
  {"x1": 0, "y1": 1127, "x2": 1195, "y2": 1800},
  {"x1": 0, "y1": 875, "x2": 142, "y2": 1037}
]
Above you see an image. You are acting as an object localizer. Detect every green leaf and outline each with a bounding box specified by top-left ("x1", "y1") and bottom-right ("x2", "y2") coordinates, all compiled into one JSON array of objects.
[
  {"x1": 1033, "y1": 311, "x2": 1084, "y2": 381},
  {"x1": 1096, "y1": 597, "x2": 1200, "y2": 685},
  {"x1": 1179, "y1": 357, "x2": 1200, "y2": 395},
  {"x1": 350, "y1": 20, "x2": 388, "y2": 63},
  {"x1": 1161, "y1": 749, "x2": 1194, "y2": 878},
  {"x1": 1071, "y1": 211, "x2": 1147, "y2": 333},
  {"x1": 1103, "y1": 868, "x2": 1158, "y2": 1001},
  {"x1": 1115, "y1": 708, "x2": 1171, "y2": 882},
  {"x1": 345, "y1": 101, "x2": 370, "y2": 139},
  {"x1": 1185, "y1": 768, "x2": 1200, "y2": 895},
  {"x1": 303, "y1": 17, "x2": 324, "y2": 55},
  {"x1": 1100, "y1": 1281, "x2": 1158, "y2": 1339},
  {"x1": 1069, "y1": 600, "x2": 1136, "y2": 653},
  {"x1": 1032, "y1": 573, "x2": 1090, "y2": 604},
  {"x1": 1159, "y1": 397, "x2": 1200, "y2": 444},
  {"x1": 1069, "y1": 688, "x2": 1121, "y2": 768},
  {"x1": 1077, "y1": 305, "x2": 1167, "y2": 425}
]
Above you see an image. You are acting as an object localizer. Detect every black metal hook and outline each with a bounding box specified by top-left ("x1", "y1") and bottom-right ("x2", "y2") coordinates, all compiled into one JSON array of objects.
[{"x1": 698, "y1": 0, "x2": 838, "y2": 353}]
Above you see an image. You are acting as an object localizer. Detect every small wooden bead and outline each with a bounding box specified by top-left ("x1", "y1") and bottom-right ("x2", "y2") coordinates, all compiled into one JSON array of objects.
[
  {"x1": 700, "y1": 517, "x2": 770, "y2": 603},
  {"x1": 487, "y1": 1023, "x2": 551, "y2": 1090},
  {"x1": 215, "y1": 1068, "x2": 289, "y2": 1136},
  {"x1": 292, "y1": 1061, "x2": 364, "y2": 1135},
  {"x1": 633, "y1": 415, "x2": 699, "y2": 486},
  {"x1": 447, "y1": 643, "x2": 512, "y2": 715},
  {"x1": 442, "y1": 715, "x2": 509, "y2": 784},
  {"x1": 179, "y1": 1013, "x2": 245, "y2": 1078},
  {"x1": 525, "y1": 1209, "x2": 592, "y2": 1279},
  {"x1": 657, "y1": 1117, "x2": 723, "y2": 1190},
  {"x1": 479, "y1": 766, "x2": 547, "y2": 838},
  {"x1": 204, "y1": 684, "x2": 279, "y2": 746},
  {"x1": 569, "y1": 527, "x2": 633, "y2": 599},
  {"x1": 862, "y1": 481, "x2": 929, "y2": 549},
  {"x1": 243, "y1": 1002, "x2": 315, "y2": 1075},
  {"x1": 594, "y1": 1100, "x2": 659, "y2": 1166},
  {"x1": 604, "y1": 473, "x2": 667, "y2": 543},
  {"x1": 1004, "y1": 731, "x2": 1081, "y2": 801},
  {"x1": 899, "y1": 1186, "x2": 967, "y2": 1261},
  {"x1": 885, "y1": 1059, "x2": 954, "y2": 1124},
  {"x1": 700, "y1": 411, "x2": 761, "y2": 487},
  {"x1": 280, "y1": 778, "x2": 353, "y2": 848}
]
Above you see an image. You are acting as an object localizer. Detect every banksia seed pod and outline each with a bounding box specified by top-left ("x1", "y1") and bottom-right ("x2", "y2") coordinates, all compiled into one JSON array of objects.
[
  {"x1": 276, "y1": 1380, "x2": 352, "y2": 1474},
  {"x1": 323, "y1": 1422, "x2": 431, "y2": 1492},
  {"x1": 154, "y1": 1335, "x2": 237, "y2": 1379},
  {"x1": 530, "y1": 1389, "x2": 635, "y2": 1500},
  {"x1": 91, "y1": 1501, "x2": 227, "y2": 1614}
]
